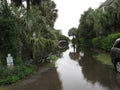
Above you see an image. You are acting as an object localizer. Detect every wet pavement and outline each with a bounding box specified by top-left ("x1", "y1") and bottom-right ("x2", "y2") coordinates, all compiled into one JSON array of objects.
[{"x1": 1, "y1": 44, "x2": 120, "y2": 90}]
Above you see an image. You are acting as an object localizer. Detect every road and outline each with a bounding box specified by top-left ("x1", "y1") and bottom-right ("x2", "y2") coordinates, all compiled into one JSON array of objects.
[{"x1": 1, "y1": 44, "x2": 120, "y2": 90}]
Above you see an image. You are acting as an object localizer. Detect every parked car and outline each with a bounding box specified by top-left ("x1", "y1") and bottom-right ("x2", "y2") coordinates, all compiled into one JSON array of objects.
[{"x1": 111, "y1": 38, "x2": 120, "y2": 72}]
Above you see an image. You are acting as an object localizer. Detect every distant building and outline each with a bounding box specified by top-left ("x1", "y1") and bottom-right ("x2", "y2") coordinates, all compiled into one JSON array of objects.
[{"x1": 99, "y1": 0, "x2": 113, "y2": 12}]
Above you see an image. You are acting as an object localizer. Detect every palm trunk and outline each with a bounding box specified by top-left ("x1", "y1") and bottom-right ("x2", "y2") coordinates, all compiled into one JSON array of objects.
[
  {"x1": 26, "y1": 0, "x2": 30, "y2": 11},
  {"x1": 31, "y1": 0, "x2": 41, "y2": 5},
  {"x1": 11, "y1": 0, "x2": 22, "y2": 6}
]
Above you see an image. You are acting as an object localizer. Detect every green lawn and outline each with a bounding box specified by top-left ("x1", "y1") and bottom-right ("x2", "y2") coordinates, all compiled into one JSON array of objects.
[
  {"x1": 94, "y1": 52, "x2": 112, "y2": 66},
  {"x1": 0, "y1": 87, "x2": 7, "y2": 90}
]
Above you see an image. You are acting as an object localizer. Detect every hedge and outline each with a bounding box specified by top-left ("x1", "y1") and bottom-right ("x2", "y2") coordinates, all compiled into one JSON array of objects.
[{"x1": 92, "y1": 33, "x2": 120, "y2": 51}]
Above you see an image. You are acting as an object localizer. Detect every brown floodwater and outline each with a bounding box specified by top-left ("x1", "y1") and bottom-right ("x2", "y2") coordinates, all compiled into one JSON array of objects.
[{"x1": 1, "y1": 44, "x2": 120, "y2": 90}]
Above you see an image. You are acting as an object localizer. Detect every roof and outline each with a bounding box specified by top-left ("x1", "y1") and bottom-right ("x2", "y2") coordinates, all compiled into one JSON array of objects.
[{"x1": 99, "y1": 0, "x2": 113, "y2": 8}]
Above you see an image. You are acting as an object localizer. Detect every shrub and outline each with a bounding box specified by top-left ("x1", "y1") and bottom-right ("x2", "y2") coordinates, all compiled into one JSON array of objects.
[
  {"x1": 102, "y1": 33, "x2": 120, "y2": 51},
  {"x1": 0, "y1": 65, "x2": 35, "y2": 85},
  {"x1": 92, "y1": 37, "x2": 103, "y2": 49},
  {"x1": 92, "y1": 33, "x2": 120, "y2": 51}
]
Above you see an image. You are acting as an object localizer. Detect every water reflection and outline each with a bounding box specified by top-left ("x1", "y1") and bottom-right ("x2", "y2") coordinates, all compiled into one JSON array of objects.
[
  {"x1": 56, "y1": 44, "x2": 120, "y2": 90},
  {"x1": 69, "y1": 52, "x2": 80, "y2": 60},
  {"x1": 1, "y1": 44, "x2": 120, "y2": 90},
  {"x1": 69, "y1": 44, "x2": 81, "y2": 60},
  {"x1": 56, "y1": 45, "x2": 83, "y2": 90},
  {"x1": 79, "y1": 51, "x2": 120, "y2": 90},
  {"x1": 56, "y1": 46, "x2": 69, "y2": 58}
]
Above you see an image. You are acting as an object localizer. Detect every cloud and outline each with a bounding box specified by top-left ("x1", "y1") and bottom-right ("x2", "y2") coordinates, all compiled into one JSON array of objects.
[{"x1": 53, "y1": 0, "x2": 106, "y2": 36}]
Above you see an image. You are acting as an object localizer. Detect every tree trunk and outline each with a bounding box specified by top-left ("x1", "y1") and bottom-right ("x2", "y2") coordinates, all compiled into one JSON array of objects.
[
  {"x1": 26, "y1": 0, "x2": 30, "y2": 11},
  {"x1": 31, "y1": 0, "x2": 41, "y2": 5},
  {"x1": 11, "y1": 0, "x2": 22, "y2": 6}
]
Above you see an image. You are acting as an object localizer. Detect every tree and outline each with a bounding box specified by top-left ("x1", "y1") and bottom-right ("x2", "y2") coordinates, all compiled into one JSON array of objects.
[
  {"x1": 68, "y1": 27, "x2": 77, "y2": 37},
  {"x1": 0, "y1": 0, "x2": 59, "y2": 64},
  {"x1": 68, "y1": 27, "x2": 77, "y2": 49},
  {"x1": 40, "y1": 0, "x2": 58, "y2": 27},
  {"x1": 31, "y1": 0, "x2": 41, "y2": 6},
  {"x1": 105, "y1": 0, "x2": 120, "y2": 33},
  {"x1": 77, "y1": 8, "x2": 96, "y2": 47},
  {"x1": 11, "y1": 0, "x2": 58, "y2": 27},
  {"x1": 11, "y1": 0, "x2": 22, "y2": 6},
  {"x1": 76, "y1": 0, "x2": 120, "y2": 48},
  {"x1": 19, "y1": 7, "x2": 58, "y2": 62},
  {"x1": 0, "y1": 1, "x2": 22, "y2": 64}
]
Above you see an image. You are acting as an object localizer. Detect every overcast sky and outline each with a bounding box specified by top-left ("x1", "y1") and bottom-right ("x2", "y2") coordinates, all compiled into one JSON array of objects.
[{"x1": 53, "y1": 0, "x2": 106, "y2": 36}]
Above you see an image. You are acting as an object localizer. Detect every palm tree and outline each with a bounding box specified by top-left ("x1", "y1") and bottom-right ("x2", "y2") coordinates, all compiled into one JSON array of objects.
[
  {"x1": 106, "y1": 0, "x2": 120, "y2": 33},
  {"x1": 31, "y1": 0, "x2": 41, "y2": 5},
  {"x1": 21, "y1": 8, "x2": 57, "y2": 61},
  {"x1": 40, "y1": 0, "x2": 58, "y2": 27},
  {"x1": 68, "y1": 27, "x2": 77, "y2": 50},
  {"x1": 68, "y1": 27, "x2": 77, "y2": 38},
  {"x1": 11, "y1": 0, "x2": 22, "y2": 6},
  {"x1": 11, "y1": 0, "x2": 58, "y2": 27}
]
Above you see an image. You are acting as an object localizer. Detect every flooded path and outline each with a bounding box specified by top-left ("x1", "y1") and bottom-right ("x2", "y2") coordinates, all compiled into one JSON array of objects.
[
  {"x1": 56, "y1": 44, "x2": 120, "y2": 90},
  {"x1": 1, "y1": 44, "x2": 120, "y2": 90}
]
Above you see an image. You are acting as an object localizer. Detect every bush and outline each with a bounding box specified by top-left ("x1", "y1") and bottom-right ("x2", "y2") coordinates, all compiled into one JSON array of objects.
[
  {"x1": 102, "y1": 33, "x2": 120, "y2": 51},
  {"x1": 79, "y1": 37, "x2": 92, "y2": 48},
  {"x1": 0, "y1": 65, "x2": 35, "y2": 85},
  {"x1": 77, "y1": 38, "x2": 85, "y2": 47},
  {"x1": 92, "y1": 33, "x2": 120, "y2": 51},
  {"x1": 92, "y1": 37, "x2": 103, "y2": 49}
]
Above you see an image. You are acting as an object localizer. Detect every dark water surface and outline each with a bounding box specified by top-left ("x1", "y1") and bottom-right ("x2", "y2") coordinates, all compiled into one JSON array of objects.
[
  {"x1": 1, "y1": 44, "x2": 120, "y2": 90},
  {"x1": 56, "y1": 45, "x2": 120, "y2": 90}
]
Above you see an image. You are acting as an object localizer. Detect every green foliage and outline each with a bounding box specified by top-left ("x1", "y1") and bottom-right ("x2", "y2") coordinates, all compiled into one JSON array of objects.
[
  {"x1": 68, "y1": 27, "x2": 77, "y2": 45},
  {"x1": 0, "y1": 65, "x2": 35, "y2": 85},
  {"x1": 0, "y1": 0, "x2": 60, "y2": 85},
  {"x1": 47, "y1": 55, "x2": 57, "y2": 68},
  {"x1": 59, "y1": 35, "x2": 69, "y2": 40},
  {"x1": 0, "y1": 1, "x2": 21, "y2": 64},
  {"x1": 77, "y1": 8, "x2": 96, "y2": 47},
  {"x1": 40, "y1": 0, "x2": 58, "y2": 27},
  {"x1": 92, "y1": 33, "x2": 120, "y2": 51},
  {"x1": 20, "y1": 8, "x2": 59, "y2": 62},
  {"x1": 0, "y1": 0, "x2": 59, "y2": 64},
  {"x1": 102, "y1": 33, "x2": 120, "y2": 51},
  {"x1": 50, "y1": 55, "x2": 57, "y2": 61},
  {"x1": 68, "y1": 27, "x2": 77, "y2": 37},
  {"x1": 92, "y1": 37, "x2": 103, "y2": 49},
  {"x1": 76, "y1": 0, "x2": 120, "y2": 50},
  {"x1": 11, "y1": 0, "x2": 58, "y2": 27}
]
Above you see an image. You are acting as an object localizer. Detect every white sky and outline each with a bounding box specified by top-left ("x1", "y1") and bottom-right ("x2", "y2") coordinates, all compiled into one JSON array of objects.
[
  {"x1": 53, "y1": 0, "x2": 106, "y2": 36},
  {"x1": 7, "y1": 0, "x2": 106, "y2": 36}
]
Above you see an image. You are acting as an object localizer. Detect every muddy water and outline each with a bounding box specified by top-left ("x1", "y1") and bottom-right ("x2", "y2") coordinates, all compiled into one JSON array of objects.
[
  {"x1": 55, "y1": 44, "x2": 120, "y2": 90},
  {"x1": 1, "y1": 44, "x2": 120, "y2": 90}
]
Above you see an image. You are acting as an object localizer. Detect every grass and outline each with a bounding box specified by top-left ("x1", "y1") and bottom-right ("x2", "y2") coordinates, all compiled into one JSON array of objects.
[
  {"x1": 0, "y1": 87, "x2": 7, "y2": 90},
  {"x1": 47, "y1": 55, "x2": 57, "y2": 68},
  {"x1": 94, "y1": 52, "x2": 112, "y2": 66},
  {"x1": 0, "y1": 54, "x2": 57, "y2": 87},
  {"x1": 0, "y1": 65, "x2": 35, "y2": 86}
]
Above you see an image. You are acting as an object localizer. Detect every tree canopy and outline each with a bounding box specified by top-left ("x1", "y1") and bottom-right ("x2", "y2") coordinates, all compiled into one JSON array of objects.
[
  {"x1": 75, "y1": 0, "x2": 120, "y2": 48},
  {"x1": 0, "y1": 0, "x2": 60, "y2": 64}
]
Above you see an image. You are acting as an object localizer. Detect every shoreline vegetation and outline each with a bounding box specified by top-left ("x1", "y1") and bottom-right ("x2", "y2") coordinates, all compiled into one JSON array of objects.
[
  {"x1": 0, "y1": 0, "x2": 69, "y2": 86},
  {"x1": 0, "y1": 54, "x2": 58, "y2": 86},
  {"x1": 68, "y1": 0, "x2": 120, "y2": 72}
]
